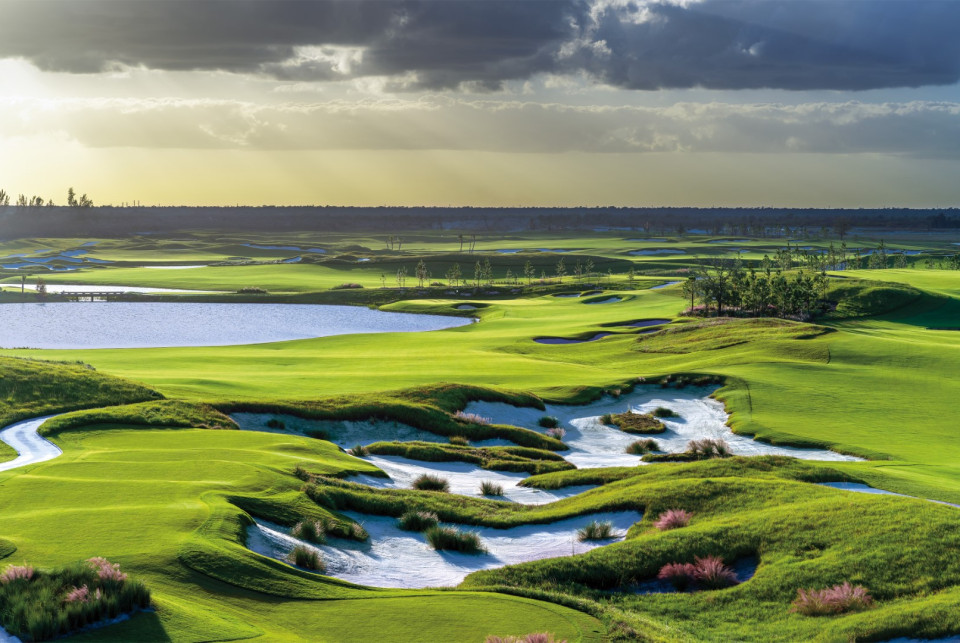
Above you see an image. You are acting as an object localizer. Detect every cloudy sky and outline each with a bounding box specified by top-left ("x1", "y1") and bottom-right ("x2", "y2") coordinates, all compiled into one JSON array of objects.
[{"x1": 2, "y1": 0, "x2": 959, "y2": 207}]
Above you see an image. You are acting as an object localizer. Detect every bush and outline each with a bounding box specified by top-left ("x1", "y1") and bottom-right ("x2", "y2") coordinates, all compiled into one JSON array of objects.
[
  {"x1": 398, "y1": 510, "x2": 440, "y2": 531},
  {"x1": 0, "y1": 565, "x2": 34, "y2": 584},
  {"x1": 545, "y1": 427, "x2": 566, "y2": 440},
  {"x1": 653, "y1": 509, "x2": 692, "y2": 531},
  {"x1": 236, "y1": 286, "x2": 267, "y2": 294},
  {"x1": 480, "y1": 480, "x2": 504, "y2": 496},
  {"x1": 658, "y1": 562, "x2": 698, "y2": 591},
  {"x1": 348, "y1": 444, "x2": 369, "y2": 457},
  {"x1": 449, "y1": 435, "x2": 470, "y2": 446},
  {"x1": 652, "y1": 407, "x2": 678, "y2": 418},
  {"x1": 305, "y1": 428, "x2": 330, "y2": 440},
  {"x1": 577, "y1": 520, "x2": 615, "y2": 542},
  {"x1": 790, "y1": 582, "x2": 874, "y2": 616},
  {"x1": 454, "y1": 410, "x2": 491, "y2": 425},
  {"x1": 693, "y1": 556, "x2": 739, "y2": 589},
  {"x1": 537, "y1": 416, "x2": 559, "y2": 428},
  {"x1": 331, "y1": 283, "x2": 363, "y2": 289},
  {"x1": 289, "y1": 545, "x2": 324, "y2": 572},
  {"x1": 625, "y1": 438, "x2": 659, "y2": 455},
  {"x1": 291, "y1": 520, "x2": 326, "y2": 544},
  {"x1": 424, "y1": 526, "x2": 486, "y2": 553},
  {"x1": 266, "y1": 417, "x2": 286, "y2": 430},
  {"x1": 412, "y1": 473, "x2": 450, "y2": 492}
]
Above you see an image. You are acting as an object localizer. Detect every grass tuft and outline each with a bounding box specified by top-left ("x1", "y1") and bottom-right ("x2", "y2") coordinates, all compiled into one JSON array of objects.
[
  {"x1": 625, "y1": 438, "x2": 659, "y2": 455},
  {"x1": 454, "y1": 410, "x2": 491, "y2": 425},
  {"x1": 398, "y1": 510, "x2": 440, "y2": 531},
  {"x1": 537, "y1": 416, "x2": 559, "y2": 429},
  {"x1": 424, "y1": 526, "x2": 486, "y2": 553},
  {"x1": 412, "y1": 473, "x2": 450, "y2": 492},
  {"x1": 291, "y1": 520, "x2": 326, "y2": 544},
  {"x1": 485, "y1": 634, "x2": 567, "y2": 643},
  {"x1": 479, "y1": 480, "x2": 504, "y2": 496},
  {"x1": 545, "y1": 427, "x2": 566, "y2": 440},
  {"x1": 652, "y1": 406, "x2": 678, "y2": 418},
  {"x1": 790, "y1": 582, "x2": 874, "y2": 616},
  {"x1": 289, "y1": 545, "x2": 325, "y2": 572},
  {"x1": 348, "y1": 444, "x2": 369, "y2": 457},
  {"x1": 653, "y1": 508, "x2": 692, "y2": 531},
  {"x1": 576, "y1": 520, "x2": 615, "y2": 542}
]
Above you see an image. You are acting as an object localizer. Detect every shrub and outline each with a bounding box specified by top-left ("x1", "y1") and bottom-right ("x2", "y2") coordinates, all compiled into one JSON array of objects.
[
  {"x1": 291, "y1": 520, "x2": 326, "y2": 544},
  {"x1": 424, "y1": 526, "x2": 486, "y2": 553},
  {"x1": 412, "y1": 473, "x2": 450, "y2": 492},
  {"x1": 398, "y1": 510, "x2": 440, "y2": 531},
  {"x1": 693, "y1": 556, "x2": 739, "y2": 589},
  {"x1": 449, "y1": 435, "x2": 470, "y2": 446},
  {"x1": 293, "y1": 464, "x2": 311, "y2": 481},
  {"x1": 625, "y1": 438, "x2": 659, "y2": 455},
  {"x1": 687, "y1": 438, "x2": 732, "y2": 459},
  {"x1": 599, "y1": 413, "x2": 613, "y2": 425},
  {"x1": 348, "y1": 444, "x2": 369, "y2": 457},
  {"x1": 538, "y1": 416, "x2": 559, "y2": 428},
  {"x1": 545, "y1": 427, "x2": 566, "y2": 440},
  {"x1": 289, "y1": 545, "x2": 324, "y2": 572},
  {"x1": 305, "y1": 428, "x2": 330, "y2": 440},
  {"x1": 480, "y1": 480, "x2": 504, "y2": 496},
  {"x1": 332, "y1": 283, "x2": 363, "y2": 289},
  {"x1": 654, "y1": 509, "x2": 692, "y2": 531},
  {"x1": 349, "y1": 522, "x2": 368, "y2": 540},
  {"x1": 0, "y1": 565, "x2": 34, "y2": 584},
  {"x1": 236, "y1": 286, "x2": 267, "y2": 294},
  {"x1": 577, "y1": 520, "x2": 615, "y2": 541},
  {"x1": 454, "y1": 410, "x2": 491, "y2": 425},
  {"x1": 266, "y1": 417, "x2": 285, "y2": 430},
  {"x1": 652, "y1": 406, "x2": 678, "y2": 418},
  {"x1": 658, "y1": 562, "x2": 698, "y2": 591},
  {"x1": 790, "y1": 582, "x2": 874, "y2": 616}
]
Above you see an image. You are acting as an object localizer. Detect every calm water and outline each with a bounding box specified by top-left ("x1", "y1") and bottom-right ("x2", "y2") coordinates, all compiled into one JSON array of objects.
[{"x1": 0, "y1": 303, "x2": 472, "y2": 349}]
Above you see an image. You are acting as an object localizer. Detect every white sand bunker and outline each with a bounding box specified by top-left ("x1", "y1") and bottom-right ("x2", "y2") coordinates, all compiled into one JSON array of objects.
[
  {"x1": 247, "y1": 510, "x2": 639, "y2": 588},
  {"x1": 0, "y1": 415, "x2": 63, "y2": 473},
  {"x1": 353, "y1": 456, "x2": 596, "y2": 505},
  {"x1": 231, "y1": 414, "x2": 450, "y2": 447},
  {"x1": 463, "y1": 386, "x2": 861, "y2": 467}
]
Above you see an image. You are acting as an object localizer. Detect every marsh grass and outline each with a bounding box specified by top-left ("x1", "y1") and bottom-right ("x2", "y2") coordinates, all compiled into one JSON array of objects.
[
  {"x1": 412, "y1": 473, "x2": 450, "y2": 492},
  {"x1": 577, "y1": 520, "x2": 615, "y2": 542},
  {"x1": 424, "y1": 526, "x2": 486, "y2": 553},
  {"x1": 291, "y1": 520, "x2": 326, "y2": 544}
]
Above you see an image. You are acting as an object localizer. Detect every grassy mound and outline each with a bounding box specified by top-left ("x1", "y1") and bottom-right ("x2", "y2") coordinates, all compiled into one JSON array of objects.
[
  {"x1": 601, "y1": 411, "x2": 665, "y2": 434},
  {"x1": 826, "y1": 279, "x2": 923, "y2": 318},
  {"x1": 39, "y1": 400, "x2": 238, "y2": 435},
  {"x1": 635, "y1": 318, "x2": 832, "y2": 354},
  {"x1": 365, "y1": 441, "x2": 574, "y2": 475}
]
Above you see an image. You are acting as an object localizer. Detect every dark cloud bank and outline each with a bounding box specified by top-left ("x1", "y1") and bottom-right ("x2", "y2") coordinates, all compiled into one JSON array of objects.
[{"x1": 2, "y1": 0, "x2": 958, "y2": 91}]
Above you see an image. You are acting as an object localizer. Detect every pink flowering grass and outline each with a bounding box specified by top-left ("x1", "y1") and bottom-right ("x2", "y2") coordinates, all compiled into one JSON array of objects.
[
  {"x1": 87, "y1": 557, "x2": 128, "y2": 583},
  {"x1": 485, "y1": 634, "x2": 567, "y2": 643},
  {"x1": 545, "y1": 427, "x2": 566, "y2": 440},
  {"x1": 64, "y1": 585, "x2": 91, "y2": 604},
  {"x1": 654, "y1": 509, "x2": 692, "y2": 531},
  {"x1": 454, "y1": 410, "x2": 491, "y2": 425},
  {"x1": 0, "y1": 565, "x2": 34, "y2": 584},
  {"x1": 692, "y1": 556, "x2": 739, "y2": 589},
  {"x1": 657, "y1": 562, "x2": 698, "y2": 591},
  {"x1": 791, "y1": 582, "x2": 874, "y2": 616}
]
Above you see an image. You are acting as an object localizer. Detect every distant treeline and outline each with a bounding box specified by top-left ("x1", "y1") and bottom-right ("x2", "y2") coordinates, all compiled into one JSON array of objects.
[{"x1": 1, "y1": 205, "x2": 959, "y2": 239}]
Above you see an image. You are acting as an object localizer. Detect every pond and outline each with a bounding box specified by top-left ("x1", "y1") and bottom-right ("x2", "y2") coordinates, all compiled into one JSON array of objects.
[{"x1": 0, "y1": 303, "x2": 472, "y2": 349}]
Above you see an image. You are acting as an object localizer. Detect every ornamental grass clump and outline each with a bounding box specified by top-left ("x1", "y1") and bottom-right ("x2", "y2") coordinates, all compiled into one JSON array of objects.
[
  {"x1": 657, "y1": 562, "x2": 698, "y2": 591},
  {"x1": 291, "y1": 520, "x2": 326, "y2": 544},
  {"x1": 455, "y1": 410, "x2": 491, "y2": 425},
  {"x1": 545, "y1": 427, "x2": 566, "y2": 440},
  {"x1": 626, "y1": 438, "x2": 659, "y2": 455},
  {"x1": 654, "y1": 509, "x2": 692, "y2": 531},
  {"x1": 412, "y1": 473, "x2": 450, "y2": 492},
  {"x1": 790, "y1": 582, "x2": 874, "y2": 616},
  {"x1": 348, "y1": 444, "x2": 369, "y2": 457},
  {"x1": 0, "y1": 565, "x2": 34, "y2": 584},
  {"x1": 448, "y1": 435, "x2": 470, "y2": 446},
  {"x1": 485, "y1": 634, "x2": 567, "y2": 643},
  {"x1": 424, "y1": 526, "x2": 486, "y2": 553},
  {"x1": 479, "y1": 480, "x2": 504, "y2": 496},
  {"x1": 538, "y1": 416, "x2": 559, "y2": 428},
  {"x1": 653, "y1": 407, "x2": 678, "y2": 418},
  {"x1": 577, "y1": 520, "x2": 615, "y2": 541},
  {"x1": 693, "y1": 555, "x2": 739, "y2": 589},
  {"x1": 398, "y1": 510, "x2": 440, "y2": 532},
  {"x1": 289, "y1": 545, "x2": 325, "y2": 572},
  {"x1": 687, "y1": 438, "x2": 732, "y2": 459}
]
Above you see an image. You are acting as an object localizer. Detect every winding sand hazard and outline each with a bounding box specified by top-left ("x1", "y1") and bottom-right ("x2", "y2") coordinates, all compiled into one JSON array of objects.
[{"x1": 0, "y1": 415, "x2": 62, "y2": 473}]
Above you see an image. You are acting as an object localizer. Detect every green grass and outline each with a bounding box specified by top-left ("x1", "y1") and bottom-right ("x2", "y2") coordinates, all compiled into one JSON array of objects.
[{"x1": 365, "y1": 440, "x2": 574, "y2": 475}]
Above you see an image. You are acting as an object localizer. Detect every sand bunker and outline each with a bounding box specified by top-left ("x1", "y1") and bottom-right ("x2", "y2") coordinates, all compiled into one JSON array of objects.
[
  {"x1": 534, "y1": 333, "x2": 615, "y2": 344},
  {"x1": 0, "y1": 415, "x2": 63, "y2": 473},
  {"x1": 247, "y1": 510, "x2": 639, "y2": 588}
]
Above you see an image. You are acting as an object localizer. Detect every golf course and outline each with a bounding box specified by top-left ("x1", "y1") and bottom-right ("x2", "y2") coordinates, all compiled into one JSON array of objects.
[{"x1": 2, "y1": 228, "x2": 960, "y2": 642}]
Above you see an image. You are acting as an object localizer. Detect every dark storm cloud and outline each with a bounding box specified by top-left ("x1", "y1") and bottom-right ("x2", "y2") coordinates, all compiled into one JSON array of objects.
[{"x1": 1, "y1": 0, "x2": 958, "y2": 91}]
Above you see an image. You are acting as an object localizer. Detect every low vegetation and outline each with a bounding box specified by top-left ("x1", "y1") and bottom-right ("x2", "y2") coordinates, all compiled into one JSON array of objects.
[
  {"x1": 537, "y1": 416, "x2": 559, "y2": 428},
  {"x1": 643, "y1": 438, "x2": 733, "y2": 462},
  {"x1": 424, "y1": 526, "x2": 486, "y2": 553},
  {"x1": 364, "y1": 440, "x2": 573, "y2": 475},
  {"x1": 480, "y1": 480, "x2": 504, "y2": 496},
  {"x1": 625, "y1": 438, "x2": 659, "y2": 455},
  {"x1": 397, "y1": 510, "x2": 440, "y2": 532},
  {"x1": 790, "y1": 582, "x2": 874, "y2": 616},
  {"x1": 289, "y1": 545, "x2": 324, "y2": 572},
  {"x1": 291, "y1": 520, "x2": 326, "y2": 544},
  {"x1": 485, "y1": 634, "x2": 567, "y2": 643},
  {"x1": 0, "y1": 558, "x2": 150, "y2": 642},
  {"x1": 577, "y1": 520, "x2": 615, "y2": 542},
  {"x1": 652, "y1": 406, "x2": 678, "y2": 418},
  {"x1": 654, "y1": 508, "x2": 692, "y2": 531},
  {"x1": 600, "y1": 411, "x2": 666, "y2": 434},
  {"x1": 412, "y1": 473, "x2": 450, "y2": 492}
]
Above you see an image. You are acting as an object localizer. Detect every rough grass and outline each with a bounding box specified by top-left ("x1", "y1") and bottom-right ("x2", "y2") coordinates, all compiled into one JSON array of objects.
[
  {"x1": 577, "y1": 521, "x2": 614, "y2": 542},
  {"x1": 289, "y1": 545, "x2": 325, "y2": 572},
  {"x1": 625, "y1": 438, "x2": 659, "y2": 455},
  {"x1": 424, "y1": 526, "x2": 486, "y2": 554},
  {"x1": 398, "y1": 510, "x2": 440, "y2": 532},
  {"x1": 39, "y1": 400, "x2": 238, "y2": 435},
  {"x1": 602, "y1": 411, "x2": 666, "y2": 434},
  {"x1": 480, "y1": 480, "x2": 505, "y2": 496},
  {"x1": 364, "y1": 440, "x2": 574, "y2": 475},
  {"x1": 412, "y1": 473, "x2": 450, "y2": 492}
]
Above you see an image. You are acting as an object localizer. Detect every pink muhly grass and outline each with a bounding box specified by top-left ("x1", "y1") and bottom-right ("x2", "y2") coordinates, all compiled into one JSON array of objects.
[
  {"x1": 657, "y1": 562, "x2": 698, "y2": 591},
  {"x1": 454, "y1": 410, "x2": 491, "y2": 425},
  {"x1": 87, "y1": 557, "x2": 128, "y2": 582},
  {"x1": 545, "y1": 427, "x2": 566, "y2": 440},
  {"x1": 654, "y1": 509, "x2": 692, "y2": 531},
  {"x1": 0, "y1": 565, "x2": 34, "y2": 584},
  {"x1": 484, "y1": 634, "x2": 567, "y2": 643},
  {"x1": 692, "y1": 556, "x2": 739, "y2": 589},
  {"x1": 64, "y1": 585, "x2": 91, "y2": 604},
  {"x1": 791, "y1": 582, "x2": 874, "y2": 616}
]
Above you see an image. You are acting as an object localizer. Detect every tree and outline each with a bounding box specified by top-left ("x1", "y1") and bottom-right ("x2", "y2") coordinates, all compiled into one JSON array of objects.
[
  {"x1": 523, "y1": 260, "x2": 535, "y2": 285},
  {"x1": 584, "y1": 259, "x2": 595, "y2": 283},
  {"x1": 415, "y1": 259, "x2": 428, "y2": 288},
  {"x1": 482, "y1": 258, "x2": 493, "y2": 284},
  {"x1": 555, "y1": 257, "x2": 566, "y2": 283},
  {"x1": 0, "y1": 190, "x2": 9, "y2": 206},
  {"x1": 67, "y1": 187, "x2": 77, "y2": 207},
  {"x1": 395, "y1": 265, "x2": 408, "y2": 287},
  {"x1": 474, "y1": 260, "x2": 483, "y2": 287},
  {"x1": 458, "y1": 234, "x2": 464, "y2": 253},
  {"x1": 573, "y1": 259, "x2": 583, "y2": 282},
  {"x1": 380, "y1": 273, "x2": 386, "y2": 288},
  {"x1": 505, "y1": 268, "x2": 514, "y2": 285},
  {"x1": 446, "y1": 263, "x2": 462, "y2": 286}
]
